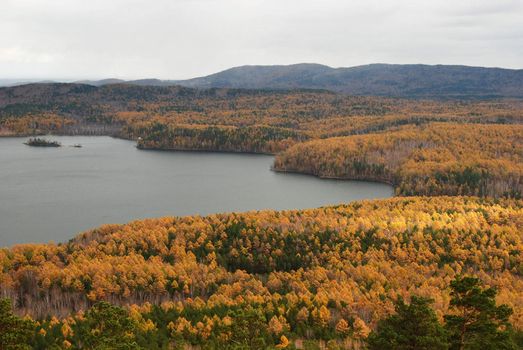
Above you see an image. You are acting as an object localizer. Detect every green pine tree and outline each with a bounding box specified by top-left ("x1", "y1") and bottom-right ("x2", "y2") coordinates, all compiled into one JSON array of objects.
[
  {"x1": 444, "y1": 276, "x2": 517, "y2": 350},
  {"x1": 72, "y1": 301, "x2": 142, "y2": 350},
  {"x1": 0, "y1": 298, "x2": 34, "y2": 350},
  {"x1": 224, "y1": 306, "x2": 268, "y2": 350},
  {"x1": 367, "y1": 296, "x2": 449, "y2": 350}
]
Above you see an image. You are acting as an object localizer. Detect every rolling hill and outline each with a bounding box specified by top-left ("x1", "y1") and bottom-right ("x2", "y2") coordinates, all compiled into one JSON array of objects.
[{"x1": 176, "y1": 63, "x2": 523, "y2": 98}]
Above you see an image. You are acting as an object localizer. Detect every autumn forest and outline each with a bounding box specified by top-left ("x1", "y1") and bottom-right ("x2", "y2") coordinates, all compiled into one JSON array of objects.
[{"x1": 0, "y1": 83, "x2": 522, "y2": 349}]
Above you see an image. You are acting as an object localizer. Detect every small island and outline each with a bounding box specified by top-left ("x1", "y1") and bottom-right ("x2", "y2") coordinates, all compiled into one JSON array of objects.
[{"x1": 24, "y1": 138, "x2": 61, "y2": 147}]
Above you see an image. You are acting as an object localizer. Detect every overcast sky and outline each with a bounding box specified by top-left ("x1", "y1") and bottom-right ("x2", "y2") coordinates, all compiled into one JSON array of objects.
[{"x1": 1, "y1": 0, "x2": 522, "y2": 80}]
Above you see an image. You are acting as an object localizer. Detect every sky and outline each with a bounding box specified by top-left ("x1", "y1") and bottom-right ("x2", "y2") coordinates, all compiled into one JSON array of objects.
[{"x1": 1, "y1": 0, "x2": 522, "y2": 80}]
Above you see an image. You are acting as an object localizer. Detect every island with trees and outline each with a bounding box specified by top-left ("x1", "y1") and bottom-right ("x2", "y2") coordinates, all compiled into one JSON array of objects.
[{"x1": 24, "y1": 138, "x2": 61, "y2": 147}]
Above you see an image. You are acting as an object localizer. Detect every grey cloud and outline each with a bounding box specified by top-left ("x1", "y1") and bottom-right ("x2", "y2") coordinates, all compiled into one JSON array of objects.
[
  {"x1": 442, "y1": 0, "x2": 523, "y2": 16},
  {"x1": 0, "y1": 0, "x2": 521, "y2": 80}
]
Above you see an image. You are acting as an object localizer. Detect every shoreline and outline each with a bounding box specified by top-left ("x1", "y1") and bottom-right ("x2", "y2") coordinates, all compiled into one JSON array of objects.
[
  {"x1": 136, "y1": 144, "x2": 276, "y2": 156},
  {"x1": 271, "y1": 166, "x2": 397, "y2": 187}
]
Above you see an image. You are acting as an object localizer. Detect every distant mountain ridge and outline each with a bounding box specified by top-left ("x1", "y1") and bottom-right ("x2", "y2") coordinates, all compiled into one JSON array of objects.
[
  {"x1": 175, "y1": 63, "x2": 523, "y2": 98},
  {"x1": 3, "y1": 63, "x2": 523, "y2": 98}
]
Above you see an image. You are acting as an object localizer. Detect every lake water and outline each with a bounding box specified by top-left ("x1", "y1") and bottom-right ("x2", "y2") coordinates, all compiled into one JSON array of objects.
[{"x1": 0, "y1": 136, "x2": 393, "y2": 246}]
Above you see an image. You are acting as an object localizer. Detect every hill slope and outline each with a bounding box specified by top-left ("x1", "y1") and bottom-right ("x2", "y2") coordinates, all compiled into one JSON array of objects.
[
  {"x1": 1, "y1": 196, "x2": 522, "y2": 346},
  {"x1": 176, "y1": 63, "x2": 523, "y2": 98}
]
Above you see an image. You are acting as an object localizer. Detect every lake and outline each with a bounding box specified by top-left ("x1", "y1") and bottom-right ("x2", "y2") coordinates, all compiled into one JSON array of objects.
[{"x1": 0, "y1": 136, "x2": 393, "y2": 246}]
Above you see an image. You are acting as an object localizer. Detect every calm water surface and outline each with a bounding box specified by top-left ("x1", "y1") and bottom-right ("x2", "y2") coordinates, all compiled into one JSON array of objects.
[{"x1": 0, "y1": 136, "x2": 393, "y2": 246}]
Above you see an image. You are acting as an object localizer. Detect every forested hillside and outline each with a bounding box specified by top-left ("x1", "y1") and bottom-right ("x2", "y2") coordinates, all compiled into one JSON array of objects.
[
  {"x1": 274, "y1": 123, "x2": 523, "y2": 198},
  {"x1": 1, "y1": 196, "x2": 522, "y2": 348},
  {"x1": 2, "y1": 84, "x2": 522, "y2": 141}
]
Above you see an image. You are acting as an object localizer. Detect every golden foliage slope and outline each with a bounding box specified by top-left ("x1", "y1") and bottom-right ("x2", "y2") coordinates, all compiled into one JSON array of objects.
[
  {"x1": 1, "y1": 197, "x2": 522, "y2": 330},
  {"x1": 274, "y1": 123, "x2": 523, "y2": 198}
]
